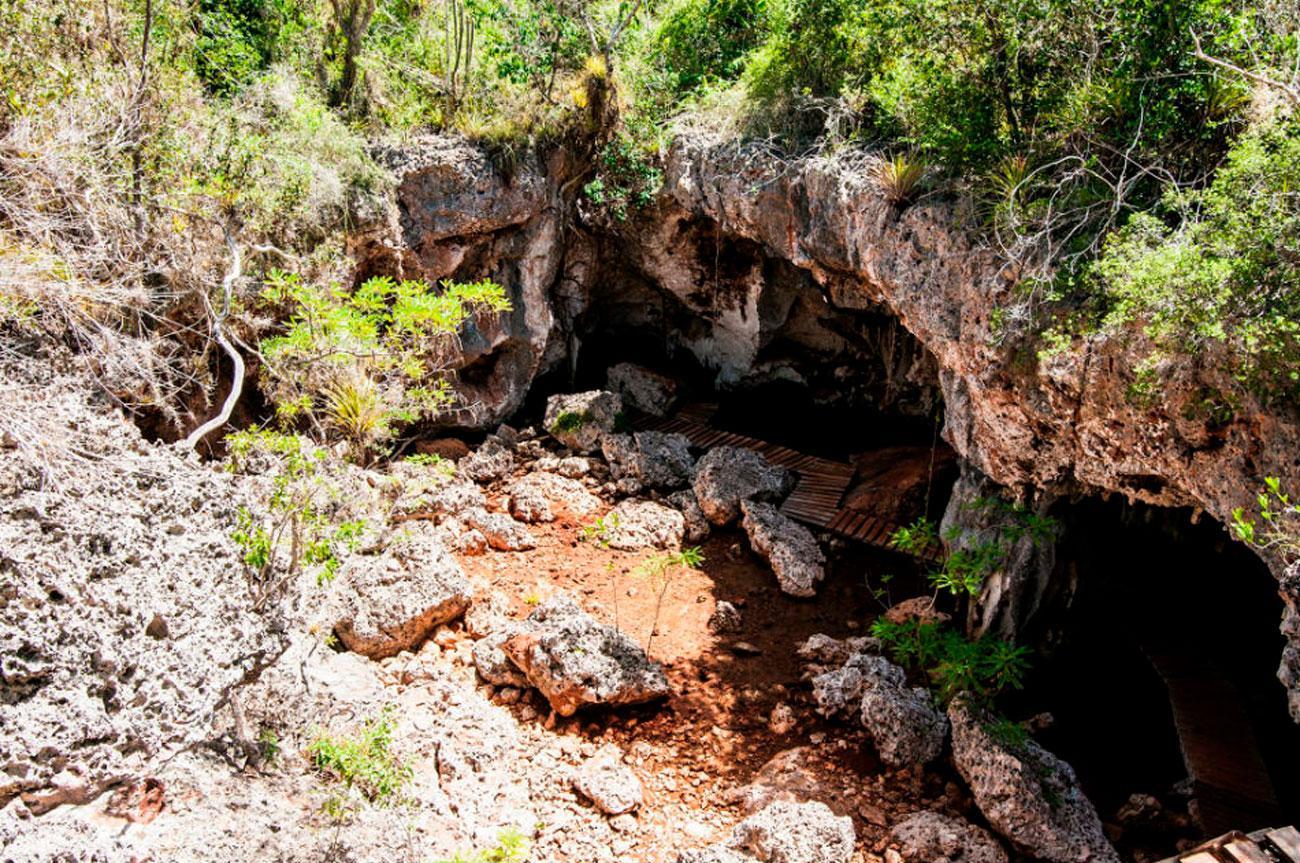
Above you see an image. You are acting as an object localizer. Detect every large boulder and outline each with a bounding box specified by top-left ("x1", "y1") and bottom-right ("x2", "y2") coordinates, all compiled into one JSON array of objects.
[
  {"x1": 333, "y1": 527, "x2": 472, "y2": 659},
  {"x1": 391, "y1": 475, "x2": 486, "y2": 521},
  {"x1": 501, "y1": 594, "x2": 670, "y2": 716},
  {"x1": 810, "y1": 653, "x2": 902, "y2": 720},
  {"x1": 740, "y1": 501, "x2": 825, "y2": 597},
  {"x1": 603, "y1": 499, "x2": 687, "y2": 550},
  {"x1": 607, "y1": 362, "x2": 680, "y2": 417},
  {"x1": 472, "y1": 628, "x2": 529, "y2": 687},
  {"x1": 728, "y1": 800, "x2": 856, "y2": 863},
  {"x1": 506, "y1": 471, "x2": 601, "y2": 524},
  {"x1": 458, "y1": 437, "x2": 515, "y2": 484},
  {"x1": 603, "y1": 431, "x2": 696, "y2": 490},
  {"x1": 890, "y1": 811, "x2": 1008, "y2": 863},
  {"x1": 667, "y1": 489, "x2": 712, "y2": 542},
  {"x1": 859, "y1": 678, "x2": 949, "y2": 769},
  {"x1": 693, "y1": 447, "x2": 794, "y2": 526},
  {"x1": 544, "y1": 390, "x2": 624, "y2": 453},
  {"x1": 949, "y1": 698, "x2": 1120, "y2": 863}
]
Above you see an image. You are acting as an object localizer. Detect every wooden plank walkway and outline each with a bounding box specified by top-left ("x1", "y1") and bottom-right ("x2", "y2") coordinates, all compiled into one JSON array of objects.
[
  {"x1": 1159, "y1": 825, "x2": 1300, "y2": 863},
  {"x1": 636, "y1": 407, "x2": 943, "y2": 561},
  {"x1": 1145, "y1": 648, "x2": 1282, "y2": 837}
]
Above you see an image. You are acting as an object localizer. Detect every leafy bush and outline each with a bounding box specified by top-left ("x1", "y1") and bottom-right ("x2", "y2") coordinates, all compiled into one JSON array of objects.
[
  {"x1": 435, "y1": 830, "x2": 530, "y2": 863},
  {"x1": 256, "y1": 272, "x2": 511, "y2": 456},
  {"x1": 871, "y1": 617, "x2": 1032, "y2": 704},
  {"x1": 308, "y1": 705, "x2": 412, "y2": 805},
  {"x1": 227, "y1": 428, "x2": 367, "y2": 593},
  {"x1": 1233, "y1": 476, "x2": 1300, "y2": 563}
]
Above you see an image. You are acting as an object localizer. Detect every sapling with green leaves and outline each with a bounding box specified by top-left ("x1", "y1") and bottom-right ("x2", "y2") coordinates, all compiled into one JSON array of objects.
[
  {"x1": 633, "y1": 546, "x2": 705, "y2": 656},
  {"x1": 1233, "y1": 476, "x2": 1300, "y2": 563}
]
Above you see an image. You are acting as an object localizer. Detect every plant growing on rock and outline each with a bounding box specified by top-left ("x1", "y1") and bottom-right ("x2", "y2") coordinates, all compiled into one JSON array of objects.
[
  {"x1": 871, "y1": 618, "x2": 1031, "y2": 705},
  {"x1": 435, "y1": 829, "x2": 529, "y2": 863},
  {"x1": 227, "y1": 427, "x2": 367, "y2": 602},
  {"x1": 634, "y1": 546, "x2": 705, "y2": 656},
  {"x1": 1233, "y1": 476, "x2": 1300, "y2": 562},
  {"x1": 256, "y1": 271, "x2": 511, "y2": 460},
  {"x1": 308, "y1": 705, "x2": 412, "y2": 808}
]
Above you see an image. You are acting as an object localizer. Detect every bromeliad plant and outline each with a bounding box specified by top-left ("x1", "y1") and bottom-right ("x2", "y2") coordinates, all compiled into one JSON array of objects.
[{"x1": 256, "y1": 271, "x2": 511, "y2": 459}]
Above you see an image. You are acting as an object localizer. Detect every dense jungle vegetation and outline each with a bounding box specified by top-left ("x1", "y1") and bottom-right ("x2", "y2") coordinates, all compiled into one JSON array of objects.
[{"x1": 0, "y1": 0, "x2": 1297, "y2": 431}]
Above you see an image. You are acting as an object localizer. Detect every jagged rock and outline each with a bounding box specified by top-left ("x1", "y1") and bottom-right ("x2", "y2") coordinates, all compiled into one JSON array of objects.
[
  {"x1": 859, "y1": 676, "x2": 949, "y2": 768},
  {"x1": 949, "y1": 698, "x2": 1120, "y2": 863},
  {"x1": 667, "y1": 489, "x2": 711, "y2": 542},
  {"x1": 572, "y1": 746, "x2": 643, "y2": 815},
  {"x1": 797, "y1": 634, "x2": 881, "y2": 666},
  {"x1": 890, "y1": 811, "x2": 1008, "y2": 863},
  {"x1": 544, "y1": 390, "x2": 624, "y2": 453},
  {"x1": 454, "y1": 529, "x2": 488, "y2": 555},
  {"x1": 740, "y1": 501, "x2": 825, "y2": 597},
  {"x1": 535, "y1": 455, "x2": 594, "y2": 477},
  {"x1": 810, "y1": 653, "x2": 902, "y2": 720},
  {"x1": 464, "y1": 593, "x2": 513, "y2": 638},
  {"x1": 708, "y1": 601, "x2": 743, "y2": 633},
  {"x1": 391, "y1": 474, "x2": 486, "y2": 521},
  {"x1": 459, "y1": 437, "x2": 515, "y2": 483},
  {"x1": 603, "y1": 431, "x2": 696, "y2": 490},
  {"x1": 693, "y1": 447, "x2": 794, "y2": 526},
  {"x1": 507, "y1": 471, "x2": 602, "y2": 524},
  {"x1": 607, "y1": 363, "x2": 680, "y2": 417},
  {"x1": 603, "y1": 499, "x2": 686, "y2": 550},
  {"x1": 729, "y1": 800, "x2": 856, "y2": 863},
  {"x1": 473, "y1": 629, "x2": 529, "y2": 687},
  {"x1": 463, "y1": 508, "x2": 537, "y2": 551},
  {"x1": 884, "y1": 596, "x2": 952, "y2": 627},
  {"x1": 501, "y1": 594, "x2": 670, "y2": 716},
  {"x1": 333, "y1": 527, "x2": 472, "y2": 659}
]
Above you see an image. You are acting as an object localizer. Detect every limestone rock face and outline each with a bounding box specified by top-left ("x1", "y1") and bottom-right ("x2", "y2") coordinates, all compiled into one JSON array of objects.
[
  {"x1": 890, "y1": 811, "x2": 1008, "y2": 863},
  {"x1": 607, "y1": 363, "x2": 680, "y2": 417},
  {"x1": 693, "y1": 447, "x2": 795, "y2": 527},
  {"x1": 392, "y1": 475, "x2": 486, "y2": 521},
  {"x1": 459, "y1": 437, "x2": 515, "y2": 484},
  {"x1": 604, "y1": 499, "x2": 687, "y2": 550},
  {"x1": 333, "y1": 527, "x2": 472, "y2": 659},
  {"x1": 501, "y1": 594, "x2": 671, "y2": 716},
  {"x1": 603, "y1": 431, "x2": 696, "y2": 490},
  {"x1": 740, "y1": 500, "x2": 826, "y2": 597},
  {"x1": 949, "y1": 698, "x2": 1120, "y2": 863},
  {"x1": 544, "y1": 390, "x2": 625, "y2": 453}
]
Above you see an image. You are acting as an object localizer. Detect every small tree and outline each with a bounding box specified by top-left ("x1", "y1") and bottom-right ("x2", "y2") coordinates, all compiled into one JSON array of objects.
[{"x1": 633, "y1": 546, "x2": 704, "y2": 656}]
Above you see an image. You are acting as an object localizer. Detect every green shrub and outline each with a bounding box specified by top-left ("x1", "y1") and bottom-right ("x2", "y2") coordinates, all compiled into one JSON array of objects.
[
  {"x1": 435, "y1": 829, "x2": 530, "y2": 863},
  {"x1": 308, "y1": 706, "x2": 412, "y2": 805},
  {"x1": 871, "y1": 617, "x2": 1032, "y2": 704}
]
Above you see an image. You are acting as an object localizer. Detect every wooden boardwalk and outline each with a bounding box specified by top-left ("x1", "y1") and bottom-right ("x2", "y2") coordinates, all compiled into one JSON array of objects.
[
  {"x1": 1145, "y1": 648, "x2": 1283, "y2": 837},
  {"x1": 636, "y1": 407, "x2": 942, "y2": 561},
  {"x1": 1159, "y1": 825, "x2": 1300, "y2": 863}
]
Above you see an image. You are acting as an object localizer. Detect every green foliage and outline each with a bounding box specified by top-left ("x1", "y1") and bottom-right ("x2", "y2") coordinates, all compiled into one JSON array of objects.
[
  {"x1": 579, "y1": 511, "x2": 622, "y2": 548},
  {"x1": 308, "y1": 705, "x2": 412, "y2": 805},
  {"x1": 193, "y1": 0, "x2": 309, "y2": 95},
  {"x1": 550, "y1": 410, "x2": 590, "y2": 434},
  {"x1": 404, "y1": 452, "x2": 457, "y2": 478},
  {"x1": 583, "y1": 134, "x2": 664, "y2": 222},
  {"x1": 875, "y1": 152, "x2": 926, "y2": 205},
  {"x1": 888, "y1": 517, "x2": 939, "y2": 557},
  {"x1": 258, "y1": 727, "x2": 282, "y2": 764},
  {"x1": 1094, "y1": 120, "x2": 1300, "y2": 402},
  {"x1": 434, "y1": 829, "x2": 530, "y2": 863},
  {"x1": 651, "y1": 0, "x2": 768, "y2": 98},
  {"x1": 1233, "y1": 476, "x2": 1300, "y2": 562},
  {"x1": 226, "y1": 428, "x2": 367, "y2": 592},
  {"x1": 871, "y1": 618, "x2": 1032, "y2": 705},
  {"x1": 257, "y1": 272, "x2": 510, "y2": 456},
  {"x1": 633, "y1": 546, "x2": 706, "y2": 654}
]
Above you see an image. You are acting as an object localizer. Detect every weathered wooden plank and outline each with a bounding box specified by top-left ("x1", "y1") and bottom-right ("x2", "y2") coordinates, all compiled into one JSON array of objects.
[
  {"x1": 1180, "y1": 854, "x2": 1222, "y2": 863},
  {"x1": 1267, "y1": 827, "x2": 1300, "y2": 862},
  {"x1": 1224, "y1": 840, "x2": 1272, "y2": 863}
]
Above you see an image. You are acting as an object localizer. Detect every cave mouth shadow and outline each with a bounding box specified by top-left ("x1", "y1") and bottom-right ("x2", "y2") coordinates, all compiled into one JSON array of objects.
[{"x1": 1014, "y1": 495, "x2": 1298, "y2": 838}]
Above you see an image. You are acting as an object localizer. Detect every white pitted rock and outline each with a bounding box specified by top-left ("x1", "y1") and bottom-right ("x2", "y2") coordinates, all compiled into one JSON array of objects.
[
  {"x1": 948, "y1": 698, "x2": 1121, "y2": 863},
  {"x1": 507, "y1": 471, "x2": 601, "y2": 523},
  {"x1": 472, "y1": 628, "x2": 529, "y2": 687},
  {"x1": 458, "y1": 437, "x2": 515, "y2": 484},
  {"x1": 890, "y1": 811, "x2": 1008, "y2": 863},
  {"x1": 392, "y1": 475, "x2": 486, "y2": 521},
  {"x1": 334, "y1": 527, "x2": 472, "y2": 659},
  {"x1": 462, "y1": 508, "x2": 537, "y2": 551},
  {"x1": 667, "y1": 489, "x2": 711, "y2": 542},
  {"x1": 501, "y1": 594, "x2": 670, "y2": 716},
  {"x1": 694, "y1": 447, "x2": 795, "y2": 526},
  {"x1": 797, "y1": 633, "x2": 882, "y2": 666},
  {"x1": 811, "y1": 653, "x2": 902, "y2": 720},
  {"x1": 603, "y1": 431, "x2": 696, "y2": 490},
  {"x1": 535, "y1": 455, "x2": 594, "y2": 478},
  {"x1": 728, "y1": 800, "x2": 856, "y2": 863},
  {"x1": 604, "y1": 499, "x2": 686, "y2": 550},
  {"x1": 740, "y1": 500, "x2": 825, "y2": 597},
  {"x1": 708, "y1": 601, "x2": 743, "y2": 633},
  {"x1": 607, "y1": 362, "x2": 680, "y2": 417},
  {"x1": 544, "y1": 390, "x2": 624, "y2": 453},
  {"x1": 727, "y1": 747, "x2": 836, "y2": 814},
  {"x1": 464, "y1": 592, "x2": 513, "y2": 637},
  {"x1": 572, "y1": 745, "x2": 644, "y2": 814},
  {"x1": 859, "y1": 675, "x2": 949, "y2": 768}
]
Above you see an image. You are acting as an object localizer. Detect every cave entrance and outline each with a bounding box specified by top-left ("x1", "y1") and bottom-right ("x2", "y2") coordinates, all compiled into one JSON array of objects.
[{"x1": 1020, "y1": 496, "x2": 1298, "y2": 840}]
